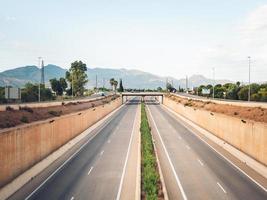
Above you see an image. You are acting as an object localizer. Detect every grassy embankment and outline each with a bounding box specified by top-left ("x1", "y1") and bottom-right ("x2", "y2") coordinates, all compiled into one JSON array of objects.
[{"x1": 141, "y1": 103, "x2": 163, "y2": 200}]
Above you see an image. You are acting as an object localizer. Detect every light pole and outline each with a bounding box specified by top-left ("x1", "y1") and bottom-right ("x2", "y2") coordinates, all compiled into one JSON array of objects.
[
  {"x1": 212, "y1": 67, "x2": 215, "y2": 99},
  {"x1": 38, "y1": 57, "x2": 42, "y2": 102},
  {"x1": 248, "y1": 56, "x2": 251, "y2": 101}
]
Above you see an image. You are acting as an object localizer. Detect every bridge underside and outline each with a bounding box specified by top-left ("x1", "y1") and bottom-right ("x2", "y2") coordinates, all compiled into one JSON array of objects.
[{"x1": 121, "y1": 93, "x2": 164, "y2": 104}]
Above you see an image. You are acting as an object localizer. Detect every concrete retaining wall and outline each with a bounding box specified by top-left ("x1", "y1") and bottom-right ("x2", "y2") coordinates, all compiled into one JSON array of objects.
[
  {"x1": 0, "y1": 97, "x2": 121, "y2": 187},
  {"x1": 164, "y1": 97, "x2": 267, "y2": 166}
]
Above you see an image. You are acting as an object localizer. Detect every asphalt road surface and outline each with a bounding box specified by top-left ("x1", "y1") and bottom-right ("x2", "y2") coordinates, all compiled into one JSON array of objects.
[
  {"x1": 10, "y1": 98, "x2": 140, "y2": 200},
  {"x1": 146, "y1": 100, "x2": 267, "y2": 200}
]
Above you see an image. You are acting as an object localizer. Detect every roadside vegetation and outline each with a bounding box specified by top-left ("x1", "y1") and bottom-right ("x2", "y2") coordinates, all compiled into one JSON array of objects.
[
  {"x1": 141, "y1": 103, "x2": 163, "y2": 200},
  {"x1": 167, "y1": 94, "x2": 267, "y2": 123},
  {"x1": 0, "y1": 95, "x2": 119, "y2": 129},
  {"x1": 194, "y1": 82, "x2": 267, "y2": 102}
]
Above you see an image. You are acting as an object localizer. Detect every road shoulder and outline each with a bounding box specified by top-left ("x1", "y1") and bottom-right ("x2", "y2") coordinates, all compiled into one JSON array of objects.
[{"x1": 119, "y1": 104, "x2": 141, "y2": 200}]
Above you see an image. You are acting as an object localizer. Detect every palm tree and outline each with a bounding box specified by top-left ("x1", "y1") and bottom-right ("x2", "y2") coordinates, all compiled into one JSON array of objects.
[
  {"x1": 113, "y1": 80, "x2": 118, "y2": 91},
  {"x1": 110, "y1": 78, "x2": 115, "y2": 90}
]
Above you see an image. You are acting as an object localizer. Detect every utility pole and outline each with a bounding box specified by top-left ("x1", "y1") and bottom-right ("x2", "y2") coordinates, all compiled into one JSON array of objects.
[
  {"x1": 212, "y1": 67, "x2": 215, "y2": 99},
  {"x1": 166, "y1": 78, "x2": 168, "y2": 91},
  {"x1": 186, "y1": 75, "x2": 188, "y2": 92},
  {"x1": 248, "y1": 56, "x2": 251, "y2": 101},
  {"x1": 95, "y1": 75, "x2": 98, "y2": 91},
  {"x1": 41, "y1": 59, "x2": 45, "y2": 86},
  {"x1": 38, "y1": 57, "x2": 42, "y2": 102}
]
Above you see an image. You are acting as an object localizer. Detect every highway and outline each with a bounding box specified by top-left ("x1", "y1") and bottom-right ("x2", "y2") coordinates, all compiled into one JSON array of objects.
[
  {"x1": 146, "y1": 99, "x2": 267, "y2": 200},
  {"x1": 9, "y1": 98, "x2": 140, "y2": 200}
]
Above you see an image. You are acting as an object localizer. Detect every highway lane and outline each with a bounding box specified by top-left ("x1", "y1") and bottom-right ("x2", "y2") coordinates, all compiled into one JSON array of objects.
[
  {"x1": 146, "y1": 100, "x2": 267, "y2": 200},
  {"x1": 10, "y1": 98, "x2": 140, "y2": 200}
]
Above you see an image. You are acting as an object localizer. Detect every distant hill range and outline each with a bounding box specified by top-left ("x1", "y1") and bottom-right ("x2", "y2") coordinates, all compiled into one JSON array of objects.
[{"x1": 0, "y1": 64, "x2": 231, "y2": 89}]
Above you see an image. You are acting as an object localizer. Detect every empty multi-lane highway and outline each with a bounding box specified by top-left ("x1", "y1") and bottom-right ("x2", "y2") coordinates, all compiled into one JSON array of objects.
[
  {"x1": 146, "y1": 99, "x2": 267, "y2": 200},
  {"x1": 9, "y1": 98, "x2": 140, "y2": 200},
  {"x1": 8, "y1": 97, "x2": 267, "y2": 200}
]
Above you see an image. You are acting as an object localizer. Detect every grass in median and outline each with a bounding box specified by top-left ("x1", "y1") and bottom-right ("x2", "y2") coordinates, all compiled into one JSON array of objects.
[{"x1": 141, "y1": 103, "x2": 163, "y2": 200}]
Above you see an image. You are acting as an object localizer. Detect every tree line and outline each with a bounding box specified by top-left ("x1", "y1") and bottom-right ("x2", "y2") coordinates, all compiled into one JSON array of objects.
[
  {"x1": 0, "y1": 61, "x2": 125, "y2": 103},
  {"x1": 195, "y1": 82, "x2": 267, "y2": 102}
]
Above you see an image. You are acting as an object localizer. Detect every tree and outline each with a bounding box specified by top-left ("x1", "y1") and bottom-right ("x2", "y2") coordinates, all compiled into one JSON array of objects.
[
  {"x1": 166, "y1": 83, "x2": 172, "y2": 92},
  {"x1": 109, "y1": 78, "x2": 118, "y2": 91},
  {"x1": 0, "y1": 87, "x2": 6, "y2": 103},
  {"x1": 59, "y1": 77, "x2": 67, "y2": 91},
  {"x1": 197, "y1": 85, "x2": 206, "y2": 96},
  {"x1": 238, "y1": 86, "x2": 249, "y2": 100},
  {"x1": 110, "y1": 78, "x2": 115, "y2": 90},
  {"x1": 50, "y1": 78, "x2": 67, "y2": 96},
  {"x1": 224, "y1": 83, "x2": 239, "y2": 100},
  {"x1": 21, "y1": 83, "x2": 53, "y2": 102},
  {"x1": 118, "y1": 79, "x2": 124, "y2": 92},
  {"x1": 157, "y1": 87, "x2": 163, "y2": 92},
  {"x1": 214, "y1": 84, "x2": 226, "y2": 98},
  {"x1": 113, "y1": 80, "x2": 118, "y2": 91},
  {"x1": 66, "y1": 61, "x2": 88, "y2": 96}
]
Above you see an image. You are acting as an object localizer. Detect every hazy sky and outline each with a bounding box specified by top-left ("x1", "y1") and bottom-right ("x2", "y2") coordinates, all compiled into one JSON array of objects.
[{"x1": 0, "y1": 0, "x2": 267, "y2": 82}]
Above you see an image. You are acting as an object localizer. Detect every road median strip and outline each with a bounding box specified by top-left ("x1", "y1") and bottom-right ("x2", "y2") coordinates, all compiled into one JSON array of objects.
[{"x1": 140, "y1": 103, "x2": 164, "y2": 200}]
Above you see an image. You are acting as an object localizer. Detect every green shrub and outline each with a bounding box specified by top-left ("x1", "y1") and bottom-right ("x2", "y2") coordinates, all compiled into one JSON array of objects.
[
  {"x1": 19, "y1": 106, "x2": 33, "y2": 113},
  {"x1": 48, "y1": 110, "x2": 62, "y2": 116},
  {"x1": 6, "y1": 106, "x2": 14, "y2": 111},
  {"x1": 20, "y1": 116, "x2": 29, "y2": 123}
]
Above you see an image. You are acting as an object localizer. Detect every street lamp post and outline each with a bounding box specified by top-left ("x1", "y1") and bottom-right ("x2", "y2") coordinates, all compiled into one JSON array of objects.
[
  {"x1": 248, "y1": 56, "x2": 251, "y2": 101},
  {"x1": 212, "y1": 67, "x2": 215, "y2": 99},
  {"x1": 38, "y1": 57, "x2": 42, "y2": 102}
]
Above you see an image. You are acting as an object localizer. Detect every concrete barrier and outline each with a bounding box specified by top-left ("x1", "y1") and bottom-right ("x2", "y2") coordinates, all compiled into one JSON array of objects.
[
  {"x1": 0, "y1": 97, "x2": 121, "y2": 188},
  {"x1": 164, "y1": 97, "x2": 267, "y2": 166}
]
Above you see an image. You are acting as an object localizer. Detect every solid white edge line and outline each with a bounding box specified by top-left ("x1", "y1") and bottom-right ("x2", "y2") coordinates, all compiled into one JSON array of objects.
[
  {"x1": 135, "y1": 108, "x2": 141, "y2": 200},
  {"x1": 25, "y1": 104, "x2": 125, "y2": 200},
  {"x1": 162, "y1": 104, "x2": 267, "y2": 193},
  {"x1": 115, "y1": 105, "x2": 139, "y2": 200},
  {"x1": 100, "y1": 150, "x2": 104, "y2": 156},
  {"x1": 87, "y1": 167, "x2": 94, "y2": 175},
  {"x1": 70, "y1": 196, "x2": 74, "y2": 200},
  {"x1": 147, "y1": 106, "x2": 188, "y2": 200},
  {"x1": 217, "y1": 182, "x2": 227, "y2": 194}
]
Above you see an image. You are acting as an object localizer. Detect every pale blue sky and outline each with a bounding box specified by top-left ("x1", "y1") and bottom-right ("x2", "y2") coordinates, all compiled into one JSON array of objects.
[{"x1": 0, "y1": 0, "x2": 267, "y2": 82}]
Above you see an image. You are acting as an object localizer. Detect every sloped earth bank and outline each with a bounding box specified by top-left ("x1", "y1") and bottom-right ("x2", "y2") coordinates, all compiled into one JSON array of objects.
[
  {"x1": 0, "y1": 95, "x2": 119, "y2": 129},
  {"x1": 141, "y1": 103, "x2": 164, "y2": 200},
  {"x1": 167, "y1": 94, "x2": 267, "y2": 123}
]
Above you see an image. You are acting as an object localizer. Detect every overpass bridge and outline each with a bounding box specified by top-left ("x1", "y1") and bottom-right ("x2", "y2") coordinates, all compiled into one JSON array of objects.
[{"x1": 121, "y1": 92, "x2": 164, "y2": 103}]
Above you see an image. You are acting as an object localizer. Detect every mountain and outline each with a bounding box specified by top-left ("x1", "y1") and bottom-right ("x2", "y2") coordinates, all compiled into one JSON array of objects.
[
  {"x1": 0, "y1": 65, "x2": 231, "y2": 89},
  {"x1": 0, "y1": 65, "x2": 67, "y2": 87}
]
